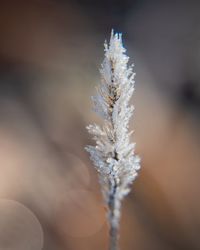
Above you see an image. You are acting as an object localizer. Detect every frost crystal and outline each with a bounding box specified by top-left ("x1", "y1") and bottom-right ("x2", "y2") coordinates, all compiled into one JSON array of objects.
[{"x1": 85, "y1": 30, "x2": 140, "y2": 250}]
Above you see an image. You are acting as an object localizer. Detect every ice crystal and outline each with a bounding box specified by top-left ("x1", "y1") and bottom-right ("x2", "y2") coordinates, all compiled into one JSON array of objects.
[{"x1": 85, "y1": 30, "x2": 140, "y2": 250}]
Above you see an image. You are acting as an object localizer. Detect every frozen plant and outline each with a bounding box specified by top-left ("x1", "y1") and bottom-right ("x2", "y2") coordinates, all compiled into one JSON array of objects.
[{"x1": 85, "y1": 30, "x2": 140, "y2": 250}]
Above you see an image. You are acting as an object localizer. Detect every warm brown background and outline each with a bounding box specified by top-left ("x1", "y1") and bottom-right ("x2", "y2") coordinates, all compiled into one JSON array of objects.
[{"x1": 0, "y1": 0, "x2": 199, "y2": 250}]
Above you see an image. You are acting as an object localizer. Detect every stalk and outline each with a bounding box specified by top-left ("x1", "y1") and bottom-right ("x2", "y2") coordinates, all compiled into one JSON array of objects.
[
  {"x1": 108, "y1": 181, "x2": 121, "y2": 250},
  {"x1": 85, "y1": 30, "x2": 141, "y2": 250}
]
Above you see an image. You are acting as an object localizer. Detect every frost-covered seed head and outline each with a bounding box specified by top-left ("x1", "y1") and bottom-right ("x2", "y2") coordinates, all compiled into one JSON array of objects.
[{"x1": 85, "y1": 30, "x2": 140, "y2": 210}]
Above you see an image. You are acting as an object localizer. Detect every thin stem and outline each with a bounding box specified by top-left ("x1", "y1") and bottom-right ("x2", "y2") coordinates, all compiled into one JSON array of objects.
[
  {"x1": 109, "y1": 216, "x2": 120, "y2": 250},
  {"x1": 108, "y1": 181, "x2": 121, "y2": 250}
]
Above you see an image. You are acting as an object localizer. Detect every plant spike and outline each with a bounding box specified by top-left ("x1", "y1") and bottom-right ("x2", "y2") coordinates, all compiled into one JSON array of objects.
[{"x1": 85, "y1": 30, "x2": 141, "y2": 250}]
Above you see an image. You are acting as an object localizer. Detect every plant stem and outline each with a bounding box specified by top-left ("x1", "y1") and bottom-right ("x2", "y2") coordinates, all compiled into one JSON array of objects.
[
  {"x1": 108, "y1": 182, "x2": 121, "y2": 250},
  {"x1": 109, "y1": 218, "x2": 120, "y2": 250}
]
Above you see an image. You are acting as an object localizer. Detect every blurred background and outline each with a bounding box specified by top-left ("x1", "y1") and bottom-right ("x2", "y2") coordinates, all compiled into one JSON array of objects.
[{"x1": 0, "y1": 0, "x2": 199, "y2": 249}]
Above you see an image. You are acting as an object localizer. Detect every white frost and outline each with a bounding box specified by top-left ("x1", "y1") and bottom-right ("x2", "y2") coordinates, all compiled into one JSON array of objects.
[{"x1": 85, "y1": 30, "x2": 141, "y2": 229}]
